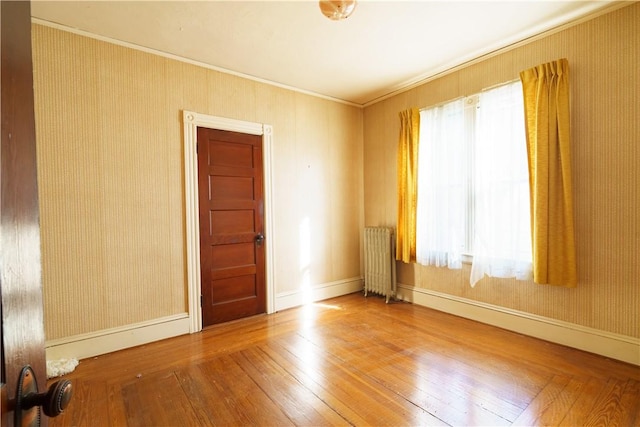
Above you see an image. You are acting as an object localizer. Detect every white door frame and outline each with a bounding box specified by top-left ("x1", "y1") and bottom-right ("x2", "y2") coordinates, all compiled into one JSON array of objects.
[{"x1": 182, "y1": 110, "x2": 275, "y2": 333}]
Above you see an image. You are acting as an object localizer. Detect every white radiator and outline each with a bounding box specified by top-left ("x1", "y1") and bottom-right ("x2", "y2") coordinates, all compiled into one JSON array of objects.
[{"x1": 364, "y1": 227, "x2": 396, "y2": 303}]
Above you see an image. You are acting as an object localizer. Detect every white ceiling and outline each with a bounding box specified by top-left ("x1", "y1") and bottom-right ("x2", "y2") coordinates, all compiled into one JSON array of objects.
[{"x1": 31, "y1": 1, "x2": 622, "y2": 106}]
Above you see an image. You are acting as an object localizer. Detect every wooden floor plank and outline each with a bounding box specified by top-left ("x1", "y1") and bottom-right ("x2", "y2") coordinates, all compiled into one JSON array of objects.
[
  {"x1": 621, "y1": 379, "x2": 640, "y2": 427},
  {"x1": 377, "y1": 355, "x2": 522, "y2": 425},
  {"x1": 234, "y1": 346, "x2": 351, "y2": 426},
  {"x1": 119, "y1": 371, "x2": 202, "y2": 426},
  {"x1": 511, "y1": 374, "x2": 586, "y2": 425},
  {"x1": 307, "y1": 306, "x2": 548, "y2": 416},
  {"x1": 559, "y1": 376, "x2": 610, "y2": 426},
  {"x1": 106, "y1": 381, "x2": 129, "y2": 426},
  {"x1": 367, "y1": 356, "x2": 511, "y2": 426},
  {"x1": 354, "y1": 301, "x2": 555, "y2": 396},
  {"x1": 276, "y1": 332, "x2": 448, "y2": 426},
  {"x1": 175, "y1": 363, "x2": 242, "y2": 426},
  {"x1": 259, "y1": 341, "x2": 373, "y2": 427},
  {"x1": 197, "y1": 354, "x2": 296, "y2": 426},
  {"x1": 580, "y1": 377, "x2": 631, "y2": 426},
  {"x1": 301, "y1": 316, "x2": 518, "y2": 425}
]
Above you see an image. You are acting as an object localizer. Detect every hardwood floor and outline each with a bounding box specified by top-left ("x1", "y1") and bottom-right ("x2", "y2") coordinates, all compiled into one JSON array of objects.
[{"x1": 48, "y1": 293, "x2": 640, "y2": 426}]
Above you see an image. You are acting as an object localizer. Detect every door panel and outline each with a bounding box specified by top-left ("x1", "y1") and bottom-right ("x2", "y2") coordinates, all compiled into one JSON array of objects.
[
  {"x1": 1, "y1": 1, "x2": 49, "y2": 425},
  {"x1": 211, "y1": 242, "x2": 255, "y2": 269},
  {"x1": 197, "y1": 128, "x2": 265, "y2": 327},
  {"x1": 209, "y1": 141, "x2": 254, "y2": 168},
  {"x1": 212, "y1": 210, "x2": 254, "y2": 234},
  {"x1": 211, "y1": 275, "x2": 256, "y2": 301},
  {"x1": 211, "y1": 176, "x2": 254, "y2": 200}
]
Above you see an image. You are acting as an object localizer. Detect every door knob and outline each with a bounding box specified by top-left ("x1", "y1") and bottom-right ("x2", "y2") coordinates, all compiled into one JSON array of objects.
[
  {"x1": 23, "y1": 377, "x2": 73, "y2": 417},
  {"x1": 255, "y1": 233, "x2": 265, "y2": 246},
  {"x1": 14, "y1": 365, "x2": 73, "y2": 426}
]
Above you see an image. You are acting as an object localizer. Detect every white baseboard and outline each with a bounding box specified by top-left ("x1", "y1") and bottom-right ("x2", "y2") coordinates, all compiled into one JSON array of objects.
[
  {"x1": 45, "y1": 277, "x2": 364, "y2": 362},
  {"x1": 49, "y1": 281, "x2": 636, "y2": 367},
  {"x1": 275, "y1": 277, "x2": 363, "y2": 312},
  {"x1": 45, "y1": 313, "x2": 190, "y2": 362},
  {"x1": 396, "y1": 284, "x2": 640, "y2": 366}
]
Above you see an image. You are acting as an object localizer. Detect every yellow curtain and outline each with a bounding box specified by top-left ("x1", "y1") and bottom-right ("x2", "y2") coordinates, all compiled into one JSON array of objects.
[
  {"x1": 396, "y1": 108, "x2": 420, "y2": 263},
  {"x1": 520, "y1": 58, "x2": 577, "y2": 287}
]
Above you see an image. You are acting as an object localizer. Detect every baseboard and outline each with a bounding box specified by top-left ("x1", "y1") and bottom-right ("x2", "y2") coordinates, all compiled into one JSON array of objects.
[
  {"x1": 275, "y1": 277, "x2": 363, "y2": 312},
  {"x1": 48, "y1": 282, "x2": 635, "y2": 366},
  {"x1": 396, "y1": 284, "x2": 640, "y2": 366},
  {"x1": 45, "y1": 277, "x2": 364, "y2": 362},
  {"x1": 45, "y1": 313, "x2": 190, "y2": 362}
]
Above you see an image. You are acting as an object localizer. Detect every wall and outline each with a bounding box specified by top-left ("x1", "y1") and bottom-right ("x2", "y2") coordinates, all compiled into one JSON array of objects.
[
  {"x1": 32, "y1": 24, "x2": 364, "y2": 356},
  {"x1": 363, "y1": 4, "x2": 639, "y2": 363}
]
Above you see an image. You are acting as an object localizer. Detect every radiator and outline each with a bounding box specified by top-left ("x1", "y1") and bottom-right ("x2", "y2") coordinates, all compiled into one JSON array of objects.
[{"x1": 364, "y1": 227, "x2": 396, "y2": 303}]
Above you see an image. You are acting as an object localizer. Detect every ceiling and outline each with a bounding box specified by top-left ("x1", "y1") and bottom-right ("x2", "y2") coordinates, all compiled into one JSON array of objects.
[{"x1": 31, "y1": 1, "x2": 622, "y2": 106}]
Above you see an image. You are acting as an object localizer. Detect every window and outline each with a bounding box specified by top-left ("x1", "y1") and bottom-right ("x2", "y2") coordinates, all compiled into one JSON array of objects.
[{"x1": 415, "y1": 81, "x2": 533, "y2": 286}]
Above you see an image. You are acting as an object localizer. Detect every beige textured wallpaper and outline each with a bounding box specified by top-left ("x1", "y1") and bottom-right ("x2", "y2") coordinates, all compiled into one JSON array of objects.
[
  {"x1": 364, "y1": 3, "x2": 639, "y2": 338},
  {"x1": 32, "y1": 25, "x2": 363, "y2": 340}
]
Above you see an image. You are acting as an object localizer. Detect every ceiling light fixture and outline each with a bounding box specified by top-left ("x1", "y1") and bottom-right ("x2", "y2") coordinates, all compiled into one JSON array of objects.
[{"x1": 319, "y1": 0, "x2": 357, "y2": 21}]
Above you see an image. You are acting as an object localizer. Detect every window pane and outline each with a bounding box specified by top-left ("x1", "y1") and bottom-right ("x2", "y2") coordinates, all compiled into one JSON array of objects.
[
  {"x1": 416, "y1": 99, "x2": 466, "y2": 268},
  {"x1": 470, "y1": 81, "x2": 532, "y2": 286}
]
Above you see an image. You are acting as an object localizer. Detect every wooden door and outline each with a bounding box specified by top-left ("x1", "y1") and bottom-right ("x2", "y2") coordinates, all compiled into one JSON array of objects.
[
  {"x1": 1, "y1": 1, "x2": 49, "y2": 425},
  {"x1": 197, "y1": 128, "x2": 266, "y2": 327}
]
